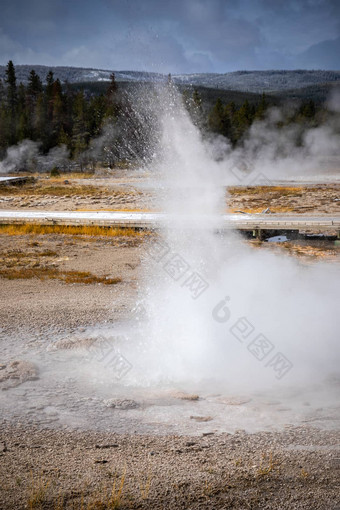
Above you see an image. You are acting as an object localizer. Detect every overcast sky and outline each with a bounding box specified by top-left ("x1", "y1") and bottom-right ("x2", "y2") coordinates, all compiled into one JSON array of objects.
[{"x1": 0, "y1": 0, "x2": 339, "y2": 73}]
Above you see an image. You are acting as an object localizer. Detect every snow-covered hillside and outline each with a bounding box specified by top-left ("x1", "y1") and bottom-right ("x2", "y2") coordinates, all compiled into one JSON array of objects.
[{"x1": 0, "y1": 65, "x2": 339, "y2": 93}]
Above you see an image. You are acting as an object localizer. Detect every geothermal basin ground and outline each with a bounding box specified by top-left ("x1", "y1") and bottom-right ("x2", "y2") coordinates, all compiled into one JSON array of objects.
[{"x1": 0, "y1": 173, "x2": 339, "y2": 509}]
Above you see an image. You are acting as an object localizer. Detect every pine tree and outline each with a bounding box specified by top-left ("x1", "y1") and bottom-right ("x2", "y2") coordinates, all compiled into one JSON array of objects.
[
  {"x1": 107, "y1": 73, "x2": 117, "y2": 97},
  {"x1": 5, "y1": 61, "x2": 17, "y2": 112},
  {"x1": 26, "y1": 70, "x2": 43, "y2": 139},
  {"x1": 0, "y1": 79, "x2": 5, "y2": 102},
  {"x1": 72, "y1": 91, "x2": 89, "y2": 169},
  {"x1": 16, "y1": 83, "x2": 29, "y2": 140},
  {"x1": 57, "y1": 127, "x2": 71, "y2": 149},
  {"x1": 184, "y1": 89, "x2": 203, "y2": 126},
  {"x1": 46, "y1": 71, "x2": 54, "y2": 91},
  {"x1": 34, "y1": 94, "x2": 46, "y2": 145},
  {"x1": 88, "y1": 94, "x2": 107, "y2": 137},
  {"x1": 234, "y1": 100, "x2": 253, "y2": 142},
  {"x1": 51, "y1": 79, "x2": 64, "y2": 145},
  {"x1": 27, "y1": 70, "x2": 43, "y2": 98},
  {"x1": 301, "y1": 100, "x2": 316, "y2": 119},
  {"x1": 224, "y1": 102, "x2": 237, "y2": 143},
  {"x1": 209, "y1": 98, "x2": 231, "y2": 139},
  {"x1": 45, "y1": 70, "x2": 55, "y2": 125},
  {"x1": 0, "y1": 103, "x2": 8, "y2": 154},
  {"x1": 209, "y1": 98, "x2": 224, "y2": 133},
  {"x1": 5, "y1": 60, "x2": 18, "y2": 144},
  {"x1": 192, "y1": 89, "x2": 202, "y2": 110},
  {"x1": 105, "y1": 73, "x2": 119, "y2": 119},
  {"x1": 254, "y1": 93, "x2": 268, "y2": 120}
]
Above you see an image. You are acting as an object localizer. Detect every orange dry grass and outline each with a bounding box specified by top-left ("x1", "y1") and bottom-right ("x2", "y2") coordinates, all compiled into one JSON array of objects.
[
  {"x1": 228, "y1": 206, "x2": 293, "y2": 214},
  {"x1": 0, "y1": 184, "x2": 110, "y2": 196},
  {"x1": 75, "y1": 207, "x2": 153, "y2": 212},
  {"x1": 45, "y1": 172, "x2": 95, "y2": 181},
  {"x1": 0, "y1": 224, "x2": 148, "y2": 237},
  {"x1": 3, "y1": 249, "x2": 57, "y2": 258},
  {"x1": 276, "y1": 243, "x2": 339, "y2": 261},
  {"x1": 251, "y1": 240, "x2": 340, "y2": 262},
  {"x1": 0, "y1": 266, "x2": 121, "y2": 284},
  {"x1": 228, "y1": 185, "x2": 304, "y2": 196}
]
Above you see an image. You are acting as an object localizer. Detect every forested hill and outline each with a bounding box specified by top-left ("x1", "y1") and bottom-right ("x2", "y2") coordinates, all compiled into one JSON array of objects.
[
  {"x1": 0, "y1": 61, "x2": 337, "y2": 175},
  {"x1": 0, "y1": 65, "x2": 339, "y2": 94}
]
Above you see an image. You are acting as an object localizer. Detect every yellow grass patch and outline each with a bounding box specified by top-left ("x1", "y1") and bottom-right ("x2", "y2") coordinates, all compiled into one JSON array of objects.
[
  {"x1": 250, "y1": 240, "x2": 339, "y2": 261},
  {"x1": 0, "y1": 224, "x2": 149, "y2": 237},
  {"x1": 0, "y1": 183, "x2": 110, "y2": 196},
  {"x1": 45, "y1": 172, "x2": 95, "y2": 181},
  {"x1": 274, "y1": 242, "x2": 339, "y2": 261},
  {"x1": 228, "y1": 206, "x2": 293, "y2": 214},
  {"x1": 75, "y1": 207, "x2": 153, "y2": 212},
  {"x1": 228, "y1": 185, "x2": 305, "y2": 196},
  {"x1": 0, "y1": 266, "x2": 122, "y2": 284}
]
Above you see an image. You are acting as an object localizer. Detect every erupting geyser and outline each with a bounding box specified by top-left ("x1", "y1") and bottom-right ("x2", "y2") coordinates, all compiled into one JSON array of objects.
[
  {"x1": 120, "y1": 82, "x2": 340, "y2": 399},
  {"x1": 1, "y1": 81, "x2": 339, "y2": 436}
]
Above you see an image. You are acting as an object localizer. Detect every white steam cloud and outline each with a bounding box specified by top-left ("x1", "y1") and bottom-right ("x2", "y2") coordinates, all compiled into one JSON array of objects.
[
  {"x1": 114, "y1": 84, "x2": 340, "y2": 398},
  {"x1": 0, "y1": 139, "x2": 69, "y2": 174},
  {"x1": 223, "y1": 103, "x2": 340, "y2": 184}
]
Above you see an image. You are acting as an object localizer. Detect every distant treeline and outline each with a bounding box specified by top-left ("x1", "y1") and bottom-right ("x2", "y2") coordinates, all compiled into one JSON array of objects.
[
  {"x1": 0, "y1": 61, "x2": 329, "y2": 172},
  {"x1": 206, "y1": 95, "x2": 320, "y2": 145},
  {"x1": 0, "y1": 61, "x2": 120, "y2": 163}
]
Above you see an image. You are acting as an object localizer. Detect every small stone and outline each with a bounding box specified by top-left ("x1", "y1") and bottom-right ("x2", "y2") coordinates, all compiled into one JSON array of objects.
[
  {"x1": 190, "y1": 416, "x2": 213, "y2": 422},
  {"x1": 0, "y1": 360, "x2": 39, "y2": 390},
  {"x1": 95, "y1": 444, "x2": 119, "y2": 449},
  {"x1": 103, "y1": 398, "x2": 139, "y2": 410},
  {"x1": 173, "y1": 392, "x2": 199, "y2": 401}
]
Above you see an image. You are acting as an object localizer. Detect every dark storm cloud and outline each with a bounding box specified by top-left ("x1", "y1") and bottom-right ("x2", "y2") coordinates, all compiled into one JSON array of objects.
[{"x1": 0, "y1": 0, "x2": 339, "y2": 72}]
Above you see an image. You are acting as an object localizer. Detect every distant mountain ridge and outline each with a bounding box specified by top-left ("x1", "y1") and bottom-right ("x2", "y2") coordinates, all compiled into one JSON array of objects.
[
  {"x1": 0, "y1": 65, "x2": 339, "y2": 93},
  {"x1": 174, "y1": 69, "x2": 340, "y2": 93}
]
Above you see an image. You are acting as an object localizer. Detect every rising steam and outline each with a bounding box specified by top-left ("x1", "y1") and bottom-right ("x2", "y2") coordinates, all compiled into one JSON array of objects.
[
  {"x1": 116, "y1": 82, "x2": 340, "y2": 395},
  {"x1": 0, "y1": 140, "x2": 69, "y2": 174},
  {"x1": 224, "y1": 92, "x2": 340, "y2": 184}
]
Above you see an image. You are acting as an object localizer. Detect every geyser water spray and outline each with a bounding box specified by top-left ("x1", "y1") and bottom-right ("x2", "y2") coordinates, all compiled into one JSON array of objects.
[{"x1": 120, "y1": 82, "x2": 340, "y2": 397}]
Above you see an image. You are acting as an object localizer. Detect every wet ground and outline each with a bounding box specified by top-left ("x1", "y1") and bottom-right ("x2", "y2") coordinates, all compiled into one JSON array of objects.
[
  {"x1": 1, "y1": 315, "x2": 340, "y2": 437},
  {"x1": 0, "y1": 228, "x2": 339, "y2": 437}
]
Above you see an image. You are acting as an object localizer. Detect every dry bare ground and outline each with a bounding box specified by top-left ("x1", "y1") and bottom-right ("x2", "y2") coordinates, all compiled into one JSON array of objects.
[
  {"x1": 227, "y1": 184, "x2": 340, "y2": 214},
  {"x1": 1, "y1": 174, "x2": 340, "y2": 214},
  {"x1": 0, "y1": 424, "x2": 339, "y2": 509},
  {"x1": 0, "y1": 174, "x2": 154, "y2": 212}
]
